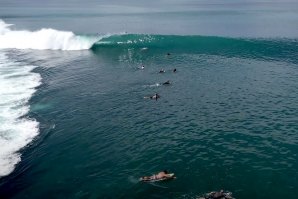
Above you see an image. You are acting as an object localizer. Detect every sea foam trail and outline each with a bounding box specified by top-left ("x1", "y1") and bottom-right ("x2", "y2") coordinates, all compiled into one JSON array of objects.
[
  {"x1": 0, "y1": 20, "x2": 98, "y2": 50},
  {"x1": 0, "y1": 19, "x2": 103, "y2": 178},
  {"x1": 0, "y1": 52, "x2": 41, "y2": 177}
]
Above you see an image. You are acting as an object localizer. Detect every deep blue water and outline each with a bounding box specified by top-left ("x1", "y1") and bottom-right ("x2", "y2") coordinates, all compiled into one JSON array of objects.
[{"x1": 0, "y1": 1, "x2": 298, "y2": 199}]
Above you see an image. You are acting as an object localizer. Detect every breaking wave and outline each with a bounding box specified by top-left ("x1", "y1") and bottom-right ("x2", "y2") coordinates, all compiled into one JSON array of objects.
[{"x1": 0, "y1": 20, "x2": 99, "y2": 50}]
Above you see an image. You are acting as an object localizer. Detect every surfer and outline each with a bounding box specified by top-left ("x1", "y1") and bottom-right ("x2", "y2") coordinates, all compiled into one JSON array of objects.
[
  {"x1": 159, "y1": 69, "x2": 165, "y2": 73},
  {"x1": 208, "y1": 190, "x2": 225, "y2": 199},
  {"x1": 173, "y1": 68, "x2": 177, "y2": 72},
  {"x1": 163, "y1": 80, "x2": 171, "y2": 85},
  {"x1": 151, "y1": 93, "x2": 160, "y2": 101},
  {"x1": 140, "y1": 170, "x2": 174, "y2": 182},
  {"x1": 141, "y1": 65, "x2": 145, "y2": 69},
  {"x1": 198, "y1": 190, "x2": 234, "y2": 199},
  {"x1": 144, "y1": 93, "x2": 160, "y2": 101}
]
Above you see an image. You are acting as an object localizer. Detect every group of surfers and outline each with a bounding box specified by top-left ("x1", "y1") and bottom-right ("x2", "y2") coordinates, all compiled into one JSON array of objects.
[
  {"x1": 140, "y1": 54, "x2": 234, "y2": 199},
  {"x1": 140, "y1": 171, "x2": 234, "y2": 199},
  {"x1": 141, "y1": 62, "x2": 176, "y2": 101}
]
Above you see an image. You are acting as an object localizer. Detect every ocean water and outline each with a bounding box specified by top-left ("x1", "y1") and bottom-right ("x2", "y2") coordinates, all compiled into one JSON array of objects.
[{"x1": 1, "y1": 1, "x2": 298, "y2": 199}]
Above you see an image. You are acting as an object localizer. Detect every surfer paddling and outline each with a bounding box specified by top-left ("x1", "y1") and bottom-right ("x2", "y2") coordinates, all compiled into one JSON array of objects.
[
  {"x1": 140, "y1": 170, "x2": 175, "y2": 182},
  {"x1": 162, "y1": 80, "x2": 171, "y2": 85}
]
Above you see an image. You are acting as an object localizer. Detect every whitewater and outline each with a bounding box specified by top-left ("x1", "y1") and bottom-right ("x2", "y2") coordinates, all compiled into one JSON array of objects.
[{"x1": 0, "y1": 20, "x2": 99, "y2": 177}]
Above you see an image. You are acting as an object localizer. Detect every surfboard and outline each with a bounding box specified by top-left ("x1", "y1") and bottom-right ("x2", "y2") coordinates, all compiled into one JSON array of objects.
[{"x1": 140, "y1": 173, "x2": 175, "y2": 182}]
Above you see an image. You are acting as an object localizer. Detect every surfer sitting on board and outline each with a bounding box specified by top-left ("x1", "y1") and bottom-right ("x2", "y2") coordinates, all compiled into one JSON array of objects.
[
  {"x1": 140, "y1": 170, "x2": 175, "y2": 182},
  {"x1": 151, "y1": 93, "x2": 160, "y2": 101},
  {"x1": 144, "y1": 93, "x2": 160, "y2": 101}
]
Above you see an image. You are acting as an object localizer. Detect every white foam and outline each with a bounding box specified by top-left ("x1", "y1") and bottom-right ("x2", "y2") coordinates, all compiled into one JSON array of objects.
[
  {"x1": 0, "y1": 52, "x2": 41, "y2": 177},
  {"x1": 0, "y1": 20, "x2": 98, "y2": 50},
  {"x1": 0, "y1": 19, "x2": 112, "y2": 177},
  {"x1": 143, "y1": 83, "x2": 161, "y2": 88}
]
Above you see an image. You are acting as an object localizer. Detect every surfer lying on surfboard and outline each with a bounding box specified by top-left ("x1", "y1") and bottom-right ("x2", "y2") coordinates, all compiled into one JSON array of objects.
[
  {"x1": 140, "y1": 170, "x2": 175, "y2": 182},
  {"x1": 162, "y1": 80, "x2": 171, "y2": 85}
]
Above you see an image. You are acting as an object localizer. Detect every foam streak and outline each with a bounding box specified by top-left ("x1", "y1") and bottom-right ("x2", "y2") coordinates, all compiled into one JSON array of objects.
[{"x1": 0, "y1": 52, "x2": 41, "y2": 177}]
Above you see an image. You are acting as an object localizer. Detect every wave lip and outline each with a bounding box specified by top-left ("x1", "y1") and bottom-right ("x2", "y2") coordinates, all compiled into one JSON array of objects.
[
  {"x1": 0, "y1": 20, "x2": 97, "y2": 50},
  {"x1": 0, "y1": 52, "x2": 41, "y2": 177}
]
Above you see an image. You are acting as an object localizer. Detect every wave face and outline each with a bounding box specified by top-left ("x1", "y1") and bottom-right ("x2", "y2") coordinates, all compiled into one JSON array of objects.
[
  {"x1": 93, "y1": 34, "x2": 298, "y2": 63},
  {"x1": 0, "y1": 20, "x2": 98, "y2": 50},
  {"x1": 0, "y1": 52, "x2": 41, "y2": 177}
]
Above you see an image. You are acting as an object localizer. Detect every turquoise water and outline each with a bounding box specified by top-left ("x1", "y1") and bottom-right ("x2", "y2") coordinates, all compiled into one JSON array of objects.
[{"x1": 1, "y1": 1, "x2": 298, "y2": 199}]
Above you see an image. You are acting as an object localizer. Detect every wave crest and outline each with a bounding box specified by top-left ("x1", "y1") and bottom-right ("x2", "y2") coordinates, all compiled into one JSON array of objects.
[{"x1": 0, "y1": 20, "x2": 98, "y2": 50}]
